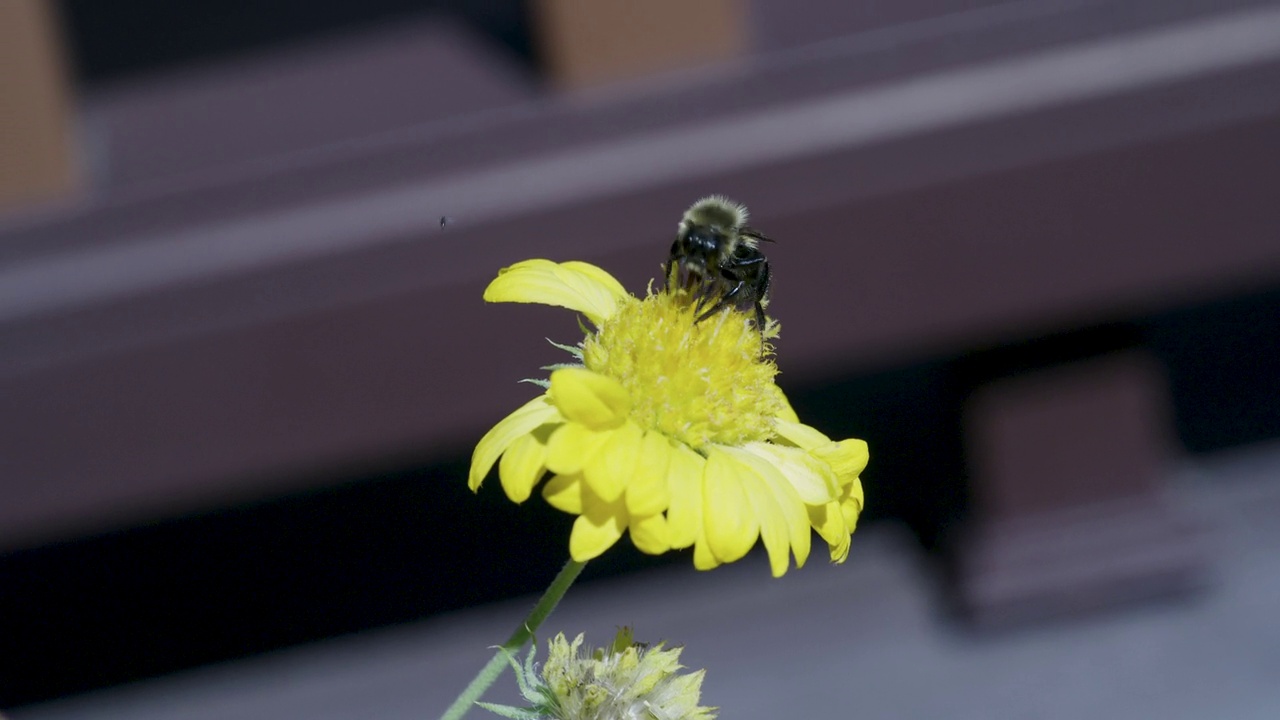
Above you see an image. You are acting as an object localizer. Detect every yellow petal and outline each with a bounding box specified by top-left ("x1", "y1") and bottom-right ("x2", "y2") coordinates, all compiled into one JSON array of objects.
[
  {"x1": 771, "y1": 385, "x2": 801, "y2": 424},
  {"x1": 767, "y1": 480, "x2": 811, "y2": 571},
  {"x1": 693, "y1": 521, "x2": 721, "y2": 571},
  {"x1": 808, "y1": 500, "x2": 851, "y2": 563},
  {"x1": 665, "y1": 443, "x2": 706, "y2": 549},
  {"x1": 549, "y1": 368, "x2": 630, "y2": 430},
  {"x1": 569, "y1": 497, "x2": 627, "y2": 561},
  {"x1": 702, "y1": 449, "x2": 760, "y2": 564},
  {"x1": 721, "y1": 445, "x2": 810, "y2": 572},
  {"x1": 626, "y1": 430, "x2": 672, "y2": 517},
  {"x1": 741, "y1": 442, "x2": 838, "y2": 505},
  {"x1": 498, "y1": 432, "x2": 548, "y2": 503},
  {"x1": 545, "y1": 422, "x2": 610, "y2": 475},
  {"x1": 841, "y1": 476, "x2": 865, "y2": 529},
  {"x1": 469, "y1": 395, "x2": 560, "y2": 491},
  {"x1": 814, "y1": 438, "x2": 870, "y2": 483},
  {"x1": 629, "y1": 513, "x2": 670, "y2": 555},
  {"x1": 841, "y1": 499, "x2": 861, "y2": 534},
  {"x1": 483, "y1": 259, "x2": 627, "y2": 326},
  {"x1": 583, "y1": 421, "x2": 641, "y2": 502},
  {"x1": 770, "y1": 418, "x2": 830, "y2": 450},
  {"x1": 830, "y1": 529, "x2": 851, "y2": 563},
  {"x1": 742, "y1": 469, "x2": 791, "y2": 577},
  {"x1": 808, "y1": 500, "x2": 847, "y2": 545},
  {"x1": 542, "y1": 473, "x2": 584, "y2": 514},
  {"x1": 560, "y1": 261, "x2": 629, "y2": 300}
]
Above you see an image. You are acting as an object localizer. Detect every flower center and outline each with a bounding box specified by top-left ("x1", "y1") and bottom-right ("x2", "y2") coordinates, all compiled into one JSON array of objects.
[{"x1": 582, "y1": 289, "x2": 783, "y2": 450}]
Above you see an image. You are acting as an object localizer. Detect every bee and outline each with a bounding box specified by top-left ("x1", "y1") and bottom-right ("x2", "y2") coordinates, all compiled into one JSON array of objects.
[{"x1": 665, "y1": 195, "x2": 774, "y2": 329}]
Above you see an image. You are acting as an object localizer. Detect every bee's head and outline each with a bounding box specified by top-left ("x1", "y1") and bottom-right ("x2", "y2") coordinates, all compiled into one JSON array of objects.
[
  {"x1": 675, "y1": 195, "x2": 750, "y2": 257},
  {"x1": 679, "y1": 224, "x2": 726, "y2": 256},
  {"x1": 667, "y1": 195, "x2": 753, "y2": 290}
]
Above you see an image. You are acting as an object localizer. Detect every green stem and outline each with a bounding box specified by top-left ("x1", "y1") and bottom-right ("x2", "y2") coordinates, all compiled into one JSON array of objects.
[{"x1": 438, "y1": 558, "x2": 587, "y2": 720}]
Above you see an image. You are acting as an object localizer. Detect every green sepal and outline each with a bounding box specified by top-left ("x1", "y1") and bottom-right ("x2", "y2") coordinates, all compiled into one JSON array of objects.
[
  {"x1": 474, "y1": 702, "x2": 542, "y2": 720},
  {"x1": 539, "y1": 362, "x2": 583, "y2": 373},
  {"x1": 546, "y1": 338, "x2": 584, "y2": 359}
]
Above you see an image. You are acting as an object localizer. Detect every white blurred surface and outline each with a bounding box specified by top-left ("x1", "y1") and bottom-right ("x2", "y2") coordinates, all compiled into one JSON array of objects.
[{"x1": 15, "y1": 441, "x2": 1280, "y2": 720}]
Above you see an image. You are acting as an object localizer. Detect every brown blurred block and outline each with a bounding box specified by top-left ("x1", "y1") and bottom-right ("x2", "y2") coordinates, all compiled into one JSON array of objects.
[
  {"x1": 957, "y1": 351, "x2": 1208, "y2": 626},
  {"x1": 0, "y1": 0, "x2": 79, "y2": 212},
  {"x1": 531, "y1": 0, "x2": 746, "y2": 90}
]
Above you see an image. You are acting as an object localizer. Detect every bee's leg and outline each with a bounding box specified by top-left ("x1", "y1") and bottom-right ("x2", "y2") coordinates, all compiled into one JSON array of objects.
[
  {"x1": 665, "y1": 260, "x2": 689, "y2": 294},
  {"x1": 754, "y1": 265, "x2": 771, "y2": 354},
  {"x1": 695, "y1": 299, "x2": 726, "y2": 323},
  {"x1": 664, "y1": 240, "x2": 682, "y2": 292},
  {"x1": 694, "y1": 289, "x2": 715, "y2": 318},
  {"x1": 692, "y1": 282, "x2": 710, "y2": 315},
  {"x1": 693, "y1": 276, "x2": 721, "y2": 316},
  {"x1": 697, "y1": 281, "x2": 744, "y2": 323},
  {"x1": 754, "y1": 302, "x2": 769, "y2": 357},
  {"x1": 754, "y1": 264, "x2": 771, "y2": 328}
]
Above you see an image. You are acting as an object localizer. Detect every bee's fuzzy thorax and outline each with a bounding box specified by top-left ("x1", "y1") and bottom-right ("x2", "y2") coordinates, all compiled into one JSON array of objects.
[{"x1": 681, "y1": 195, "x2": 748, "y2": 232}]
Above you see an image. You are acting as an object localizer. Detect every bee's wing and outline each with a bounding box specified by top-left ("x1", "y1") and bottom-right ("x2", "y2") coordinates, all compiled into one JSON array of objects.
[{"x1": 741, "y1": 226, "x2": 775, "y2": 244}]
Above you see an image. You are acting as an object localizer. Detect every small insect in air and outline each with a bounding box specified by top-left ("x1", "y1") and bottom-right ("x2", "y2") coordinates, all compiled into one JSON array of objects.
[
  {"x1": 664, "y1": 195, "x2": 773, "y2": 329},
  {"x1": 439, "y1": 215, "x2": 453, "y2": 230}
]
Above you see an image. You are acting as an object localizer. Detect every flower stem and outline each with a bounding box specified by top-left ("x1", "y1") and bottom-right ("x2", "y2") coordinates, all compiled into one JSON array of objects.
[{"x1": 438, "y1": 558, "x2": 587, "y2": 720}]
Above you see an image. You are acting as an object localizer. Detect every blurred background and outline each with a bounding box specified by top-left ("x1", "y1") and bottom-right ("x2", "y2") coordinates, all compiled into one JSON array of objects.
[{"x1": 2, "y1": 0, "x2": 1280, "y2": 717}]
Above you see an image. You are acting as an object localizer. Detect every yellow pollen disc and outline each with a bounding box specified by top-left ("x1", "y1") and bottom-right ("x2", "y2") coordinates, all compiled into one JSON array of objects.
[{"x1": 582, "y1": 290, "x2": 783, "y2": 450}]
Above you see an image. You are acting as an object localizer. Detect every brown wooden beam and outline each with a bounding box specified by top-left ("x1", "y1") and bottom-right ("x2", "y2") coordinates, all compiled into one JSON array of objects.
[
  {"x1": 531, "y1": 0, "x2": 746, "y2": 89},
  {"x1": 956, "y1": 351, "x2": 1208, "y2": 625},
  {"x1": 0, "y1": 0, "x2": 79, "y2": 211}
]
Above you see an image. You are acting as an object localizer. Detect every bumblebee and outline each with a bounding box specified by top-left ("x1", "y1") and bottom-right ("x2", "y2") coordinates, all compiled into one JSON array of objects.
[{"x1": 665, "y1": 195, "x2": 773, "y2": 329}]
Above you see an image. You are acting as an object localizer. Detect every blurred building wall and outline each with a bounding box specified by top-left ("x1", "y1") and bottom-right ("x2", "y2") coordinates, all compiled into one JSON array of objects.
[
  {"x1": 3, "y1": 0, "x2": 1280, "y2": 707},
  {"x1": 0, "y1": 0, "x2": 79, "y2": 211}
]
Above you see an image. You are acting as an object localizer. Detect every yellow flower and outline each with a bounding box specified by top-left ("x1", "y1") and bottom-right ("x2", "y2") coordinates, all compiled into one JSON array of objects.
[{"x1": 469, "y1": 259, "x2": 867, "y2": 577}]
